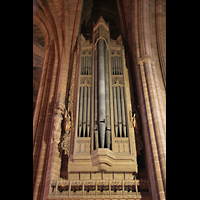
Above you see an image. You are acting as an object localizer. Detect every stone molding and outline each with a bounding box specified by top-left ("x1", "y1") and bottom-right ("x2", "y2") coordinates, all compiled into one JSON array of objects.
[{"x1": 137, "y1": 54, "x2": 156, "y2": 65}]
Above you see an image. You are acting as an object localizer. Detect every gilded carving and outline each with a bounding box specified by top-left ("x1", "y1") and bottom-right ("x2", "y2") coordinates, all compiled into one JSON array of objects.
[
  {"x1": 129, "y1": 111, "x2": 143, "y2": 155},
  {"x1": 79, "y1": 75, "x2": 92, "y2": 87},
  {"x1": 60, "y1": 110, "x2": 71, "y2": 155},
  {"x1": 112, "y1": 78, "x2": 124, "y2": 87},
  {"x1": 129, "y1": 111, "x2": 136, "y2": 128}
]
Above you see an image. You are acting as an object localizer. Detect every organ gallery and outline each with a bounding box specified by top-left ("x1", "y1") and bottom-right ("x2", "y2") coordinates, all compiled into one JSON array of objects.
[{"x1": 33, "y1": 1, "x2": 166, "y2": 200}]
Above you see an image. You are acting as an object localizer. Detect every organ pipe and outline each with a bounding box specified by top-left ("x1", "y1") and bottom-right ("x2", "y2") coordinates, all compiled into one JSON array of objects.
[
  {"x1": 105, "y1": 46, "x2": 111, "y2": 130},
  {"x1": 90, "y1": 56, "x2": 91, "y2": 74},
  {"x1": 83, "y1": 56, "x2": 85, "y2": 74},
  {"x1": 81, "y1": 57, "x2": 83, "y2": 74},
  {"x1": 105, "y1": 44, "x2": 111, "y2": 148},
  {"x1": 94, "y1": 49, "x2": 98, "y2": 140},
  {"x1": 82, "y1": 86, "x2": 87, "y2": 137},
  {"x1": 98, "y1": 39, "x2": 106, "y2": 148},
  {"x1": 118, "y1": 57, "x2": 120, "y2": 75},
  {"x1": 119, "y1": 56, "x2": 122, "y2": 75},
  {"x1": 87, "y1": 87, "x2": 91, "y2": 137},
  {"x1": 121, "y1": 87, "x2": 126, "y2": 137},
  {"x1": 106, "y1": 130, "x2": 111, "y2": 149},
  {"x1": 114, "y1": 56, "x2": 116, "y2": 75},
  {"x1": 85, "y1": 56, "x2": 87, "y2": 75},
  {"x1": 117, "y1": 86, "x2": 122, "y2": 137},
  {"x1": 78, "y1": 86, "x2": 83, "y2": 137},
  {"x1": 94, "y1": 130, "x2": 99, "y2": 149},
  {"x1": 86, "y1": 56, "x2": 89, "y2": 75},
  {"x1": 111, "y1": 57, "x2": 113, "y2": 74},
  {"x1": 116, "y1": 57, "x2": 119, "y2": 75},
  {"x1": 113, "y1": 87, "x2": 118, "y2": 137}
]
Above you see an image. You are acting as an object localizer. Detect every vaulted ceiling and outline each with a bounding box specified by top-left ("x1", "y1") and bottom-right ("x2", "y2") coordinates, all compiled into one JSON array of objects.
[{"x1": 80, "y1": 0, "x2": 120, "y2": 41}]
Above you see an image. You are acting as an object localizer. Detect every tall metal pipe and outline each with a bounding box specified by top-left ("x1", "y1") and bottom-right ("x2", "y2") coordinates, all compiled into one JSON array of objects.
[
  {"x1": 117, "y1": 86, "x2": 122, "y2": 137},
  {"x1": 98, "y1": 39, "x2": 106, "y2": 148},
  {"x1": 114, "y1": 56, "x2": 116, "y2": 75},
  {"x1": 78, "y1": 86, "x2": 83, "y2": 136},
  {"x1": 106, "y1": 130, "x2": 111, "y2": 149},
  {"x1": 84, "y1": 56, "x2": 87, "y2": 75},
  {"x1": 105, "y1": 44, "x2": 111, "y2": 148},
  {"x1": 119, "y1": 56, "x2": 122, "y2": 75},
  {"x1": 87, "y1": 87, "x2": 91, "y2": 137},
  {"x1": 86, "y1": 56, "x2": 88, "y2": 75},
  {"x1": 85, "y1": 56, "x2": 87, "y2": 75},
  {"x1": 82, "y1": 56, "x2": 85, "y2": 74},
  {"x1": 94, "y1": 49, "x2": 98, "y2": 142},
  {"x1": 82, "y1": 86, "x2": 87, "y2": 137},
  {"x1": 111, "y1": 57, "x2": 113, "y2": 74},
  {"x1": 94, "y1": 130, "x2": 99, "y2": 149},
  {"x1": 116, "y1": 56, "x2": 119, "y2": 75},
  {"x1": 117, "y1": 56, "x2": 119, "y2": 75},
  {"x1": 113, "y1": 87, "x2": 118, "y2": 137},
  {"x1": 113, "y1": 57, "x2": 115, "y2": 74},
  {"x1": 89, "y1": 56, "x2": 91, "y2": 75},
  {"x1": 81, "y1": 57, "x2": 83, "y2": 74},
  {"x1": 118, "y1": 57, "x2": 120, "y2": 75},
  {"x1": 121, "y1": 87, "x2": 126, "y2": 137}
]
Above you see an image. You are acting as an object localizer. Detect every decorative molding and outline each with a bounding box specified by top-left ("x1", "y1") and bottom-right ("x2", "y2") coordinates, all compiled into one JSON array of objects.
[
  {"x1": 137, "y1": 54, "x2": 156, "y2": 65},
  {"x1": 93, "y1": 17, "x2": 110, "y2": 45},
  {"x1": 49, "y1": 179, "x2": 151, "y2": 198},
  {"x1": 79, "y1": 75, "x2": 92, "y2": 87},
  {"x1": 112, "y1": 79, "x2": 124, "y2": 88},
  {"x1": 112, "y1": 75, "x2": 124, "y2": 86}
]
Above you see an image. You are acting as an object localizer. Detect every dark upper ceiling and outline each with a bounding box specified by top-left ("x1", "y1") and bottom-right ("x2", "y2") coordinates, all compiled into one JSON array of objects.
[{"x1": 80, "y1": 0, "x2": 120, "y2": 41}]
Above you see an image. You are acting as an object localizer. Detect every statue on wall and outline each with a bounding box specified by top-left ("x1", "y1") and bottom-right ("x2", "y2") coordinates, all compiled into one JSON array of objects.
[
  {"x1": 60, "y1": 109, "x2": 71, "y2": 155},
  {"x1": 130, "y1": 111, "x2": 136, "y2": 128}
]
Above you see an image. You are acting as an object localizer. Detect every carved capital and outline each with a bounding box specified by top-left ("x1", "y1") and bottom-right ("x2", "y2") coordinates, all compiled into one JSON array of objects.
[{"x1": 137, "y1": 54, "x2": 156, "y2": 65}]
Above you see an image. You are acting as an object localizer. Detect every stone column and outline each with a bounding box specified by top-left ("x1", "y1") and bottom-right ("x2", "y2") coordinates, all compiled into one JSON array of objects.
[
  {"x1": 130, "y1": 0, "x2": 166, "y2": 199},
  {"x1": 143, "y1": 59, "x2": 166, "y2": 191},
  {"x1": 138, "y1": 60, "x2": 165, "y2": 200}
]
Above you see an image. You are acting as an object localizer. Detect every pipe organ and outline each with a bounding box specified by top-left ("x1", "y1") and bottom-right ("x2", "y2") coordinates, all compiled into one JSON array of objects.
[{"x1": 67, "y1": 17, "x2": 139, "y2": 193}]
